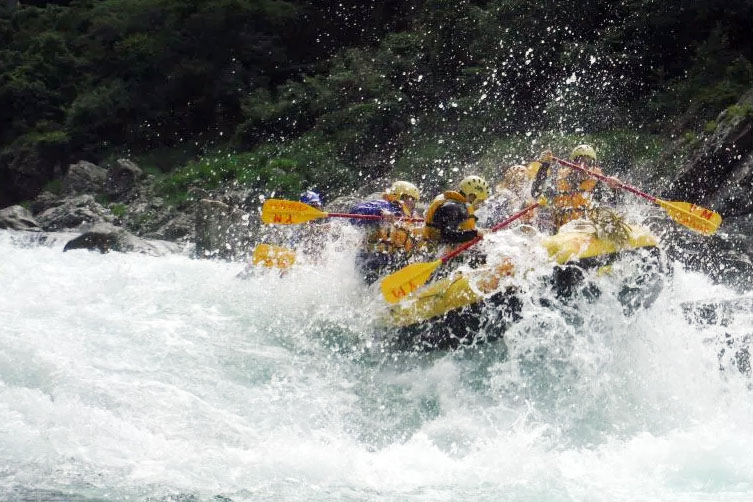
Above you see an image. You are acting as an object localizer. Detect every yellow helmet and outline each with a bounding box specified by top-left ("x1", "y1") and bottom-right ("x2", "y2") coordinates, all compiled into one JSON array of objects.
[
  {"x1": 389, "y1": 180, "x2": 420, "y2": 200},
  {"x1": 569, "y1": 144, "x2": 597, "y2": 162},
  {"x1": 459, "y1": 175, "x2": 490, "y2": 202}
]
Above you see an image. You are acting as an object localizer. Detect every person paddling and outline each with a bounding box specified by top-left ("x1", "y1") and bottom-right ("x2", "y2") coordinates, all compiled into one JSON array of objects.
[
  {"x1": 479, "y1": 165, "x2": 537, "y2": 228},
  {"x1": 349, "y1": 181, "x2": 423, "y2": 284},
  {"x1": 349, "y1": 180, "x2": 420, "y2": 223},
  {"x1": 421, "y1": 175, "x2": 493, "y2": 270},
  {"x1": 300, "y1": 190, "x2": 323, "y2": 210},
  {"x1": 423, "y1": 175, "x2": 491, "y2": 244},
  {"x1": 531, "y1": 144, "x2": 620, "y2": 233},
  {"x1": 289, "y1": 190, "x2": 333, "y2": 260}
]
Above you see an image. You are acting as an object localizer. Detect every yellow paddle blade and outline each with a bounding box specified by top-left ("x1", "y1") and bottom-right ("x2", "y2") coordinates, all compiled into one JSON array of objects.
[
  {"x1": 381, "y1": 259, "x2": 442, "y2": 304},
  {"x1": 657, "y1": 200, "x2": 722, "y2": 235},
  {"x1": 252, "y1": 244, "x2": 296, "y2": 269},
  {"x1": 261, "y1": 199, "x2": 327, "y2": 225}
]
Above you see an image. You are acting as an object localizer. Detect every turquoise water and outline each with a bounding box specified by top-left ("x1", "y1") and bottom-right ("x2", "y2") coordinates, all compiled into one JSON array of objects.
[{"x1": 1, "y1": 229, "x2": 751, "y2": 502}]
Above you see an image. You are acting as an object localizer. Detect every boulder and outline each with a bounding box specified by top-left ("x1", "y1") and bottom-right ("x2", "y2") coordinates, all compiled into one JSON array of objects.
[
  {"x1": 62, "y1": 160, "x2": 107, "y2": 195},
  {"x1": 105, "y1": 158, "x2": 143, "y2": 201},
  {"x1": 0, "y1": 143, "x2": 61, "y2": 208},
  {"x1": 0, "y1": 205, "x2": 41, "y2": 231},
  {"x1": 35, "y1": 195, "x2": 114, "y2": 231},
  {"x1": 30, "y1": 191, "x2": 64, "y2": 215},
  {"x1": 143, "y1": 212, "x2": 194, "y2": 241},
  {"x1": 667, "y1": 87, "x2": 753, "y2": 217},
  {"x1": 194, "y1": 199, "x2": 253, "y2": 260},
  {"x1": 656, "y1": 87, "x2": 753, "y2": 290}
]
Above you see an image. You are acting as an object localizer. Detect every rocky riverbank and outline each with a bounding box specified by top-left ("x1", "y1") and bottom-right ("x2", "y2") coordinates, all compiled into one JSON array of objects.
[{"x1": 657, "y1": 87, "x2": 753, "y2": 291}]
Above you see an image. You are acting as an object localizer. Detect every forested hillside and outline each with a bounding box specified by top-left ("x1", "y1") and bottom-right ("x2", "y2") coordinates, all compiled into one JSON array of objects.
[{"x1": 1, "y1": 0, "x2": 751, "y2": 207}]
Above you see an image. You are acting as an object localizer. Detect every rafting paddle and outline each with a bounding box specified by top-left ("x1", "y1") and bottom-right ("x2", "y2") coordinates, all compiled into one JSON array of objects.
[
  {"x1": 551, "y1": 156, "x2": 722, "y2": 235},
  {"x1": 381, "y1": 202, "x2": 540, "y2": 303},
  {"x1": 261, "y1": 199, "x2": 424, "y2": 225},
  {"x1": 251, "y1": 243, "x2": 296, "y2": 268}
]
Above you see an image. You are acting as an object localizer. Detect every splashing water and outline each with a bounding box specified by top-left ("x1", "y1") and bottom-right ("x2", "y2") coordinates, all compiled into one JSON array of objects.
[{"x1": 1, "y1": 228, "x2": 752, "y2": 502}]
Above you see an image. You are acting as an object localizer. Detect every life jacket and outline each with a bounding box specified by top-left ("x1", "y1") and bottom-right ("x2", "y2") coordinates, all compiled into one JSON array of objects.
[
  {"x1": 364, "y1": 222, "x2": 422, "y2": 254},
  {"x1": 423, "y1": 191, "x2": 476, "y2": 241},
  {"x1": 552, "y1": 166, "x2": 600, "y2": 228},
  {"x1": 360, "y1": 195, "x2": 420, "y2": 254}
]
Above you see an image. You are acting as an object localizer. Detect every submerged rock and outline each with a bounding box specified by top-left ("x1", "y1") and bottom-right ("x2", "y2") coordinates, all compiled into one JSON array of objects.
[{"x1": 63, "y1": 222, "x2": 181, "y2": 256}]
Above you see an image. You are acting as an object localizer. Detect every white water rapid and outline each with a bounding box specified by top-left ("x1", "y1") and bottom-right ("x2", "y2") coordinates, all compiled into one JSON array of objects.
[{"x1": 1, "y1": 229, "x2": 752, "y2": 502}]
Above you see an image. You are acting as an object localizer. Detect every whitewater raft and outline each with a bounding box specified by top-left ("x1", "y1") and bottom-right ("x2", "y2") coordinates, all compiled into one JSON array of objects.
[{"x1": 382, "y1": 222, "x2": 667, "y2": 350}]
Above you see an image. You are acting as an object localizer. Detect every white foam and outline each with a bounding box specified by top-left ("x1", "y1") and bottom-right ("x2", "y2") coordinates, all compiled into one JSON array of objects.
[{"x1": 1, "y1": 229, "x2": 751, "y2": 501}]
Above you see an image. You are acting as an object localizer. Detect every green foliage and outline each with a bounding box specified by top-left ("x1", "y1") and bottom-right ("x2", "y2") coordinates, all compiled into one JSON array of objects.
[
  {"x1": 683, "y1": 131, "x2": 701, "y2": 149},
  {"x1": 65, "y1": 80, "x2": 130, "y2": 146},
  {"x1": 0, "y1": 28, "x2": 78, "y2": 146},
  {"x1": 1, "y1": 0, "x2": 752, "y2": 206},
  {"x1": 726, "y1": 104, "x2": 753, "y2": 120},
  {"x1": 3, "y1": 127, "x2": 70, "y2": 167},
  {"x1": 2, "y1": 0, "x2": 316, "y2": 155},
  {"x1": 110, "y1": 202, "x2": 127, "y2": 218},
  {"x1": 43, "y1": 178, "x2": 62, "y2": 194},
  {"x1": 25, "y1": 129, "x2": 69, "y2": 150},
  {"x1": 162, "y1": 190, "x2": 192, "y2": 208},
  {"x1": 158, "y1": 148, "x2": 305, "y2": 201},
  {"x1": 158, "y1": 124, "x2": 369, "y2": 203},
  {"x1": 647, "y1": 27, "x2": 753, "y2": 128},
  {"x1": 131, "y1": 148, "x2": 199, "y2": 174}
]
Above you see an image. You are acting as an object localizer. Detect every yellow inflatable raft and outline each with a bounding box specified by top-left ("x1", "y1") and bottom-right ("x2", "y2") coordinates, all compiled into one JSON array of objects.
[{"x1": 382, "y1": 223, "x2": 663, "y2": 349}]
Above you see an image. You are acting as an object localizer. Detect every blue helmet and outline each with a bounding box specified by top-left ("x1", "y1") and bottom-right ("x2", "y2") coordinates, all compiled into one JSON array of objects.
[{"x1": 300, "y1": 190, "x2": 322, "y2": 207}]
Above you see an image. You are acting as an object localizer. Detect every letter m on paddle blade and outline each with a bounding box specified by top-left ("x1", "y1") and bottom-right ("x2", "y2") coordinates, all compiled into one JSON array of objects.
[
  {"x1": 272, "y1": 213, "x2": 293, "y2": 224},
  {"x1": 663, "y1": 201, "x2": 722, "y2": 236},
  {"x1": 381, "y1": 261, "x2": 441, "y2": 303},
  {"x1": 699, "y1": 208, "x2": 714, "y2": 220}
]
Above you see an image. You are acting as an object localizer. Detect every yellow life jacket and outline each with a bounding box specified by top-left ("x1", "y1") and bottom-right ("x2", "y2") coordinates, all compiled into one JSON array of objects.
[
  {"x1": 365, "y1": 222, "x2": 422, "y2": 254},
  {"x1": 553, "y1": 166, "x2": 600, "y2": 228},
  {"x1": 363, "y1": 196, "x2": 420, "y2": 254},
  {"x1": 423, "y1": 191, "x2": 476, "y2": 241}
]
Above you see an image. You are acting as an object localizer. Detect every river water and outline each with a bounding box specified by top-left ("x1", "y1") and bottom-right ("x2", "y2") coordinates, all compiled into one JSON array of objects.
[{"x1": 1, "y1": 228, "x2": 752, "y2": 501}]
